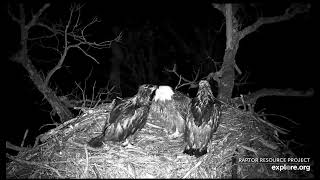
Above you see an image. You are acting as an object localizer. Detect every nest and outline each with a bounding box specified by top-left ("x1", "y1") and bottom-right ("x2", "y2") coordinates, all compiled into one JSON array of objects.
[{"x1": 6, "y1": 101, "x2": 314, "y2": 178}]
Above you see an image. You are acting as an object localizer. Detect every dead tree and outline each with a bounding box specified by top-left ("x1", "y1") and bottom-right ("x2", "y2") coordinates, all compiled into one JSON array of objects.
[
  {"x1": 166, "y1": 3, "x2": 312, "y2": 106},
  {"x1": 8, "y1": 3, "x2": 120, "y2": 122},
  {"x1": 211, "y1": 3, "x2": 312, "y2": 104}
]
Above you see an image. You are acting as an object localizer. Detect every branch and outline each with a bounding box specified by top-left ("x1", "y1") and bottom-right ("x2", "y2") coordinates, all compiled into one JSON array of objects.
[
  {"x1": 42, "y1": 4, "x2": 120, "y2": 86},
  {"x1": 8, "y1": 3, "x2": 50, "y2": 28},
  {"x1": 165, "y1": 64, "x2": 200, "y2": 89},
  {"x1": 8, "y1": 5, "x2": 22, "y2": 24},
  {"x1": 232, "y1": 88, "x2": 314, "y2": 108},
  {"x1": 6, "y1": 141, "x2": 30, "y2": 152},
  {"x1": 239, "y1": 3, "x2": 311, "y2": 40},
  {"x1": 26, "y1": 3, "x2": 50, "y2": 29},
  {"x1": 212, "y1": 3, "x2": 225, "y2": 16}
]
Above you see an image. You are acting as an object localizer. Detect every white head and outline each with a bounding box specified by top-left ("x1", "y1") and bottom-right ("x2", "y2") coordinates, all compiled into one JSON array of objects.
[{"x1": 153, "y1": 85, "x2": 174, "y2": 101}]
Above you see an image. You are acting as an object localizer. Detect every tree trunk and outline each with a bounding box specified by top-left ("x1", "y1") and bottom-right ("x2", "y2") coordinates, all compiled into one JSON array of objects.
[
  {"x1": 11, "y1": 4, "x2": 73, "y2": 123},
  {"x1": 218, "y1": 48, "x2": 237, "y2": 102},
  {"x1": 22, "y1": 59, "x2": 73, "y2": 122},
  {"x1": 217, "y1": 4, "x2": 237, "y2": 102},
  {"x1": 213, "y1": 3, "x2": 311, "y2": 104}
]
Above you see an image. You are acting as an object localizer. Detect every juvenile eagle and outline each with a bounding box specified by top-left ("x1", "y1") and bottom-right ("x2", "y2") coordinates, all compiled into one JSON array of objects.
[
  {"x1": 184, "y1": 80, "x2": 221, "y2": 157},
  {"x1": 88, "y1": 84, "x2": 158, "y2": 148},
  {"x1": 149, "y1": 85, "x2": 190, "y2": 139}
]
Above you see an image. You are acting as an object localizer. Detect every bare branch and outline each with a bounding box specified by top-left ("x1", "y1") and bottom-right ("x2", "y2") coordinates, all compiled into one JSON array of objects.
[
  {"x1": 9, "y1": 3, "x2": 50, "y2": 28},
  {"x1": 20, "y1": 129, "x2": 29, "y2": 147},
  {"x1": 232, "y1": 88, "x2": 314, "y2": 108},
  {"x1": 26, "y1": 3, "x2": 50, "y2": 29},
  {"x1": 212, "y1": 3, "x2": 225, "y2": 16},
  {"x1": 42, "y1": 4, "x2": 76, "y2": 86},
  {"x1": 165, "y1": 64, "x2": 200, "y2": 89},
  {"x1": 114, "y1": 32, "x2": 123, "y2": 43},
  {"x1": 75, "y1": 82, "x2": 86, "y2": 107},
  {"x1": 72, "y1": 4, "x2": 85, "y2": 32},
  {"x1": 6, "y1": 142, "x2": 30, "y2": 152},
  {"x1": 81, "y1": 17, "x2": 99, "y2": 41},
  {"x1": 70, "y1": 44, "x2": 100, "y2": 64},
  {"x1": 40, "y1": 4, "x2": 120, "y2": 86},
  {"x1": 10, "y1": 2, "x2": 122, "y2": 103},
  {"x1": 8, "y1": 4, "x2": 22, "y2": 24},
  {"x1": 91, "y1": 81, "x2": 96, "y2": 107},
  {"x1": 97, "y1": 81, "x2": 118, "y2": 102},
  {"x1": 239, "y1": 3, "x2": 310, "y2": 40},
  {"x1": 234, "y1": 63, "x2": 242, "y2": 75},
  {"x1": 28, "y1": 33, "x2": 57, "y2": 41},
  {"x1": 37, "y1": 40, "x2": 62, "y2": 56},
  {"x1": 65, "y1": 78, "x2": 116, "y2": 108}
]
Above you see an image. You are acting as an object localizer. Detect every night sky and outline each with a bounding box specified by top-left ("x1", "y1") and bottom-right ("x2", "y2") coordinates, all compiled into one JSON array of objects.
[{"x1": 6, "y1": 1, "x2": 315, "y2": 159}]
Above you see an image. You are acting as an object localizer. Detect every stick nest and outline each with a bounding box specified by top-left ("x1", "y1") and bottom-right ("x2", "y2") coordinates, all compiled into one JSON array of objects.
[{"x1": 6, "y1": 101, "x2": 313, "y2": 178}]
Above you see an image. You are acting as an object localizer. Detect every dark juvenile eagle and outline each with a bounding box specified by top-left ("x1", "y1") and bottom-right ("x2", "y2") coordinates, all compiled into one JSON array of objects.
[
  {"x1": 184, "y1": 80, "x2": 221, "y2": 157},
  {"x1": 149, "y1": 86, "x2": 190, "y2": 139},
  {"x1": 88, "y1": 84, "x2": 158, "y2": 148}
]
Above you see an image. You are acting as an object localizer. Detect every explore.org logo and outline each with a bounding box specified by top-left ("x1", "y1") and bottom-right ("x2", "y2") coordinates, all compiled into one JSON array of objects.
[{"x1": 238, "y1": 157, "x2": 311, "y2": 172}]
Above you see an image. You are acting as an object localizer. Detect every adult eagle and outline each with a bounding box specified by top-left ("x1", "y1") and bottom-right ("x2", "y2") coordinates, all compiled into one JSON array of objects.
[
  {"x1": 88, "y1": 84, "x2": 158, "y2": 148},
  {"x1": 184, "y1": 80, "x2": 221, "y2": 157},
  {"x1": 149, "y1": 85, "x2": 190, "y2": 139}
]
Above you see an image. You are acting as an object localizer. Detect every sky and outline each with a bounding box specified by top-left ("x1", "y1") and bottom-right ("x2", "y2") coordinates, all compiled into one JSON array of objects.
[{"x1": 6, "y1": 1, "x2": 315, "y2": 158}]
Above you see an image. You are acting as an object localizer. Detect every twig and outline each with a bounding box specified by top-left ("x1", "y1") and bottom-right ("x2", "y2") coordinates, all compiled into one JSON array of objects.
[
  {"x1": 254, "y1": 115, "x2": 289, "y2": 134},
  {"x1": 6, "y1": 142, "x2": 30, "y2": 152},
  {"x1": 81, "y1": 145, "x2": 89, "y2": 178},
  {"x1": 21, "y1": 129, "x2": 29, "y2": 147},
  {"x1": 240, "y1": 145, "x2": 258, "y2": 154},
  {"x1": 165, "y1": 64, "x2": 200, "y2": 89},
  {"x1": 39, "y1": 123, "x2": 59, "y2": 131},
  {"x1": 183, "y1": 159, "x2": 204, "y2": 178},
  {"x1": 75, "y1": 82, "x2": 86, "y2": 107},
  {"x1": 91, "y1": 81, "x2": 96, "y2": 107},
  {"x1": 259, "y1": 113, "x2": 299, "y2": 125}
]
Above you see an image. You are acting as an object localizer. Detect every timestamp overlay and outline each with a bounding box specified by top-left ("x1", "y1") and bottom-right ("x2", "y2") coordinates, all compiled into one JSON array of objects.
[{"x1": 238, "y1": 157, "x2": 312, "y2": 173}]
